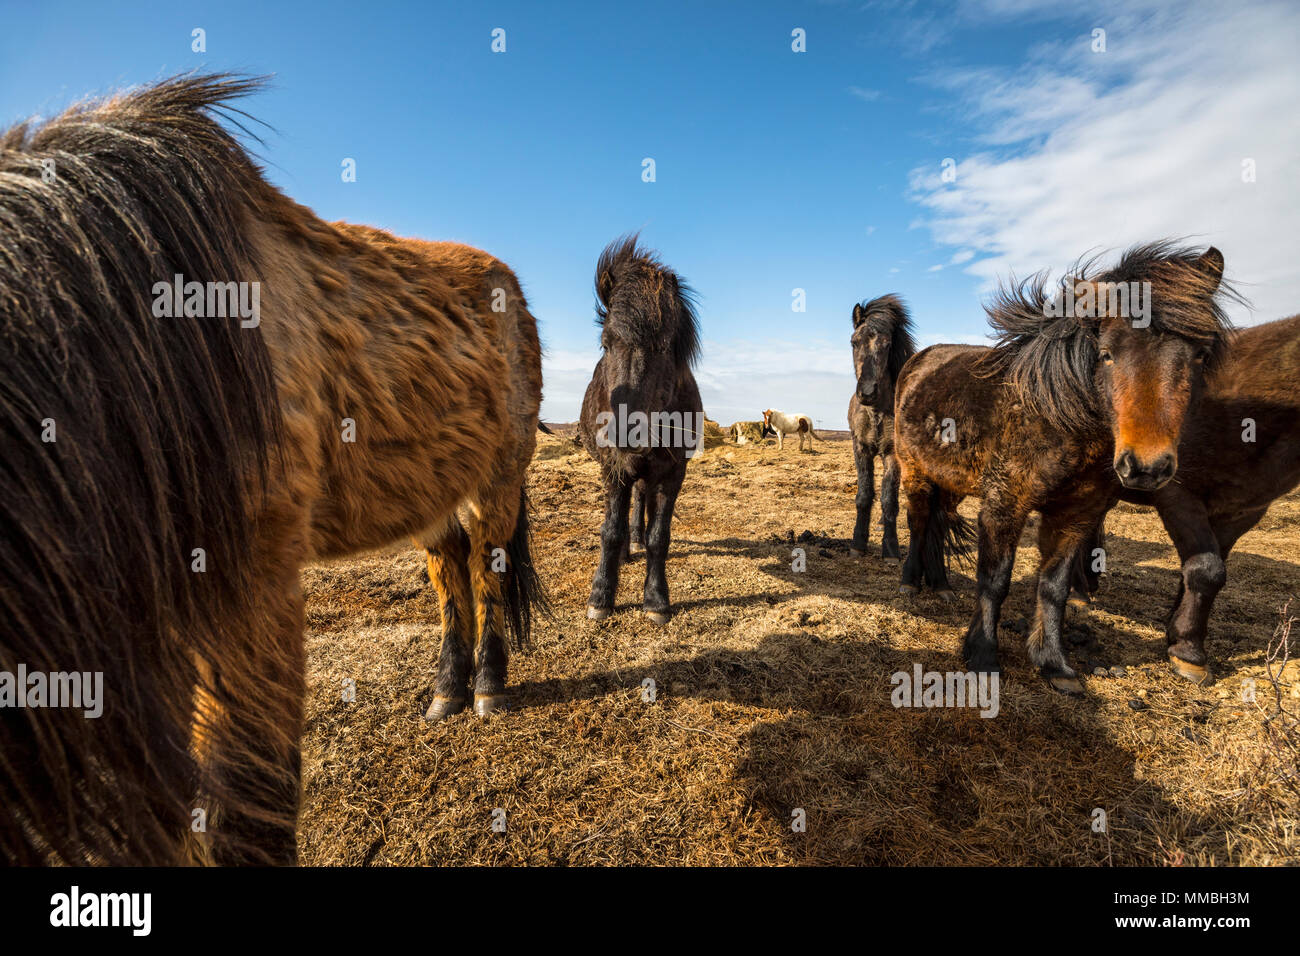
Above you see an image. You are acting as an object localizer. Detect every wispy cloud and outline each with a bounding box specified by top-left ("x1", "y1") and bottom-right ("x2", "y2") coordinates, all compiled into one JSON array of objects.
[
  {"x1": 848, "y1": 85, "x2": 882, "y2": 102},
  {"x1": 908, "y1": 0, "x2": 1300, "y2": 323}
]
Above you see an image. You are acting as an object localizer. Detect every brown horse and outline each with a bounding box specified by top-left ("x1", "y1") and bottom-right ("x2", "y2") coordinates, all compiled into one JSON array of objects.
[
  {"x1": 0, "y1": 75, "x2": 544, "y2": 865},
  {"x1": 1078, "y1": 313, "x2": 1300, "y2": 683},
  {"x1": 894, "y1": 243, "x2": 1234, "y2": 692},
  {"x1": 848, "y1": 295, "x2": 916, "y2": 561},
  {"x1": 579, "y1": 237, "x2": 703, "y2": 625}
]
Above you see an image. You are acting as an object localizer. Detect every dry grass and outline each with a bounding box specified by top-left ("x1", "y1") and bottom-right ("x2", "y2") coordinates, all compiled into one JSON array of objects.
[{"x1": 297, "y1": 431, "x2": 1300, "y2": 865}]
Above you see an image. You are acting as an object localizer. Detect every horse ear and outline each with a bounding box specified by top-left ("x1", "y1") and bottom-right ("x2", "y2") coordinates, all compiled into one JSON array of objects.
[
  {"x1": 852, "y1": 303, "x2": 864, "y2": 327},
  {"x1": 1196, "y1": 246, "x2": 1224, "y2": 294},
  {"x1": 596, "y1": 267, "x2": 616, "y2": 308}
]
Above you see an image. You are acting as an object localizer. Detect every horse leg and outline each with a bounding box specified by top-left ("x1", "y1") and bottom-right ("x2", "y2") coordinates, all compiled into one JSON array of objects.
[
  {"x1": 880, "y1": 452, "x2": 902, "y2": 563},
  {"x1": 899, "y1": 480, "x2": 931, "y2": 595},
  {"x1": 626, "y1": 481, "x2": 646, "y2": 560},
  {"x1": 421, "y1": 521, "x2": 474, "y2": 722},
  {"x1": 850, "y1": 442, "x2": 875, "y2": 558},
  {"x1": 1028, "y1": 508, "x2": 1099, "y2": 695},
  {"x1": 1155, "y1": 492, "x2": 1227, "y2": 684},
  {"x1": 963, "y1": 497, "x2": 1026, "y2": 676},
  {"x1": 642, "y1": 469, "x2": 684, "y2": 624},
  {"x1": 200, "y1": 539, "x2": 305, "y2": 865},
  {"x1": 587, "y1": 479, "x2": 633, "y2": 619},
  {"x1": 463, "y1": 488, "x2": 524, "y2": 717},
  {"x1": 1164, "y1": 503, "x2": 1265, "y2": 683}
]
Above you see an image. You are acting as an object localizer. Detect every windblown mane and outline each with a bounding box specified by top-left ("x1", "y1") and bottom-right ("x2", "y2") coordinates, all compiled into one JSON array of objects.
[
  {"x1": 856, "y1": 293, "x2": 917, "y2": 379},
  {"x1": 594, "y1": 234, "x2": 701, "y2": 368},
  {"x1": 0, "y1": 74, "x2": 283, "y2": 863},
  {"x1": 979, "y1": 240, "x2": 1240, "y2": 434}
]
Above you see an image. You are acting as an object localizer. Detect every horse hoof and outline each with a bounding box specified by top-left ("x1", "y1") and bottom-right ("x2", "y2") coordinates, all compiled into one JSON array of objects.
[
  {"x1": 883, "y1": 556, "x2": 900, "y2": 567},
  {"x1": 937, "y1": 589, "x2": 956, "y2": 602},
  {"x1": 587, "y1": 605, "x2": 612, "y2": 621},
  {"x1": 644, "y1": 609, "x2": 672, "y2": 626},
  {"x1": 473, "y1": 694, "x2": 509, "y2": 717},
  {"x1": 899, "y1": 584, "x2": 918, "y2": 597},
  {"x1": 1047, "y1": 675, "x2": 1084, "y2": 696},
  {"x1": 1169, "y1": 655, "x2": 1211, "y2": 686},
  {"x1": 424, "y1": 696, "x2": 466, "y2": 723},
  {"x1": 849, "y1": 548, "x2": 865, "y2": 558}
]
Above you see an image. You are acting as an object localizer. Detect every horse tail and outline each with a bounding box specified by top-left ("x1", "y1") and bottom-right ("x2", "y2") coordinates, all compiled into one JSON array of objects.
[
  {"x1": 805, "y1": 419, "x2": 822, "y2": 441},
  {"x1": 0, "y1": 74, "x2": 283, "y2": 864},
  {"x1": 537, "y1": 420, "x2": 554, "y2": 435},
  {"x1": 1069, "y1": 515, "x2": 1107, "y2": 601},
  {"x1": 922, "y1": 486, "x2": 976, "y2": 588},
  {"x1": 502, "y1": 486, "x2": 551, "y2": 651}
]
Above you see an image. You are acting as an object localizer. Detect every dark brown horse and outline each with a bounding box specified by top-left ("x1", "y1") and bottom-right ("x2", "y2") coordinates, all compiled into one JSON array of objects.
[
  {"x1": 579, "y1": 237, "x2": 703, "y2": 625},
  {"x1": 894, "y1": 243, "x2": 1234, "y2": 692},
  {"x1": 0, "y1": 75, "x2": 545, "y2": 865},
  {"x1": 1077, "y1": 312, "x2": 1300, "y2": 683},
  {"x1": 848, "y1": 295, "x2": 916, "y2": 561}
]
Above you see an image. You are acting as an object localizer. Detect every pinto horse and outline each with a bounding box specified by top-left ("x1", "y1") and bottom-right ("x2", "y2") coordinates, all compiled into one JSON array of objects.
[
  {"x1": 0, "y1": 75, "x2": 544, "y2": 865},
  {"x1": 579, "y1": 237, "x2": 703, "y2": 625},
  {"x1": 1078, "y1": 313, "x2": 1300, "y2": 683},
  {"x1": 848, "y1": 295, "x2": 917, "y2": 561},
  {"x1": 761, "y1": 409, "x2": 819, "y2": 451},
  {"x1": 894, "y1": 243, "x2": 1233, "y2": 692}
]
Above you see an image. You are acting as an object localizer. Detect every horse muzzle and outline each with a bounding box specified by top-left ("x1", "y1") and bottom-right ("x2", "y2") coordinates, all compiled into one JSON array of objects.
[{"x1": 1114, "y1": 449, "x2": 1176, "y2": 491}]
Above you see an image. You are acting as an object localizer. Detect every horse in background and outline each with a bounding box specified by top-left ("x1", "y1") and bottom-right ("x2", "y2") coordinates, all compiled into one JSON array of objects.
[
  {"x1": 579, "y1": 236, "x2": 703, "y2": 625},
  {"x1": 848, "y1": 295, "x2": 916, "y2": 561},
  {"x1": 0, "y1": 75, "x2": 545, "y2": 865},
  {"x1": 762, "y1": 409, "x2": 819, "y2": 451},
  {"x1": 894, "y1": 243, "x2": 1234, "y2": 693},
  {"x1": 1076, "y1": 312, "x2": 1300, "y2": 683}
]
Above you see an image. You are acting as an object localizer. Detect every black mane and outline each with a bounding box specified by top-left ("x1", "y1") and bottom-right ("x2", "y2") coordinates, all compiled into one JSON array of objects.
[
  {"x1": 980, "y1": 240, "x2": 1240, "y2": 434},
  {"x1": 855, "y1": 293, "x2": 917, "y2": 379},
  {"x1": 594, "y1": 234, "x2": 701, "y2": 369}
]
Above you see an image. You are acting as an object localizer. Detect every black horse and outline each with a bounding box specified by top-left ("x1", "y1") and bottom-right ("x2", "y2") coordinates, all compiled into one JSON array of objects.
[
  {"x1": 578, "y1": 237, "x2": 703, "y2": 624},
  {"x1": 848, "y1": 295, "x2": 916, "y2": 561}
]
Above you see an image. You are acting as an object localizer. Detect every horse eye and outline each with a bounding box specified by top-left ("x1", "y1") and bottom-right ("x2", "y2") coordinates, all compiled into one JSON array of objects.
[{"x1": 1099, "y1": 349, "x2": 1114, "y2": 364}]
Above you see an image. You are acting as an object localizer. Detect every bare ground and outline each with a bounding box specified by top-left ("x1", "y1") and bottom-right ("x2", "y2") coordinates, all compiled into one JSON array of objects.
[{"x1": 298, "y1": 430, "x2": 1300, "y2": 865}]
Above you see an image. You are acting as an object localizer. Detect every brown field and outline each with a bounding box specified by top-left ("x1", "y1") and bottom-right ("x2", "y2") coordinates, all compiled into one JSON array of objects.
[{"x1": 298, "y1": 428, "x2": 1300, "y2": 865}]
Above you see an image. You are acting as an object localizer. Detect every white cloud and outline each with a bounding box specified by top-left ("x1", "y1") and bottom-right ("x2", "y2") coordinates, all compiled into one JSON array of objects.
[
  {"x1": 927, "y1": 264, "x2": 944, "y2": 272},
  {"x1": 848, "y1": 86, "x2": 882, "y2": 102},
  {"x1": 908, "y1": 0, "x2": 1300, "y2": 324}
]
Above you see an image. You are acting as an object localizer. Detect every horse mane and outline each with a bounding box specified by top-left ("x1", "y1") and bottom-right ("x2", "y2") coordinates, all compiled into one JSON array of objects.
[
  {"x1": 594, "y1": 234, "x2": 701, "y2": 369},
  {"x1": 856, "y1": 294, "x2": 917, "y2": 379},
  {"x1": 0, "y1": 73, "x2": 283, "y2": 863},
  {"x1": 979, "y1": 240, "x2": 1241, "y2": 435}
]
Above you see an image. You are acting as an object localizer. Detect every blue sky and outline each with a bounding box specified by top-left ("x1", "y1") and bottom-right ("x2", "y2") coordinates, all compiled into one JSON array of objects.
[{"x1": 2, "y1": 0, "x2": 1296, "y2": 427}]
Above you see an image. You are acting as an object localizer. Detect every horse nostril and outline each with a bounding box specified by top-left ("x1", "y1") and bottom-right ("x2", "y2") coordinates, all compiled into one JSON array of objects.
[
  {"x1": 1153, "y1": 453, "x2": 1176, "y2": 484},
  {"x1": 1114, "y1": 450, "x2": 1137, "y2": 480}
]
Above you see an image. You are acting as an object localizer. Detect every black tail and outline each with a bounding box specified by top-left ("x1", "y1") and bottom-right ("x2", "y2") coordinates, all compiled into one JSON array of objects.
[
  {"x1": 922, "y1": 486, "x2": 976, "y2": 588},
  {"x1": 503, "y1": 487, "x2": 551, "y2": 650},
  {"x1": 1069, "y1": 515, "x2": 1106, "y2": 600},
  {"x1": 537, "y1": 420, "x2": 554, "y2": 435}
]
